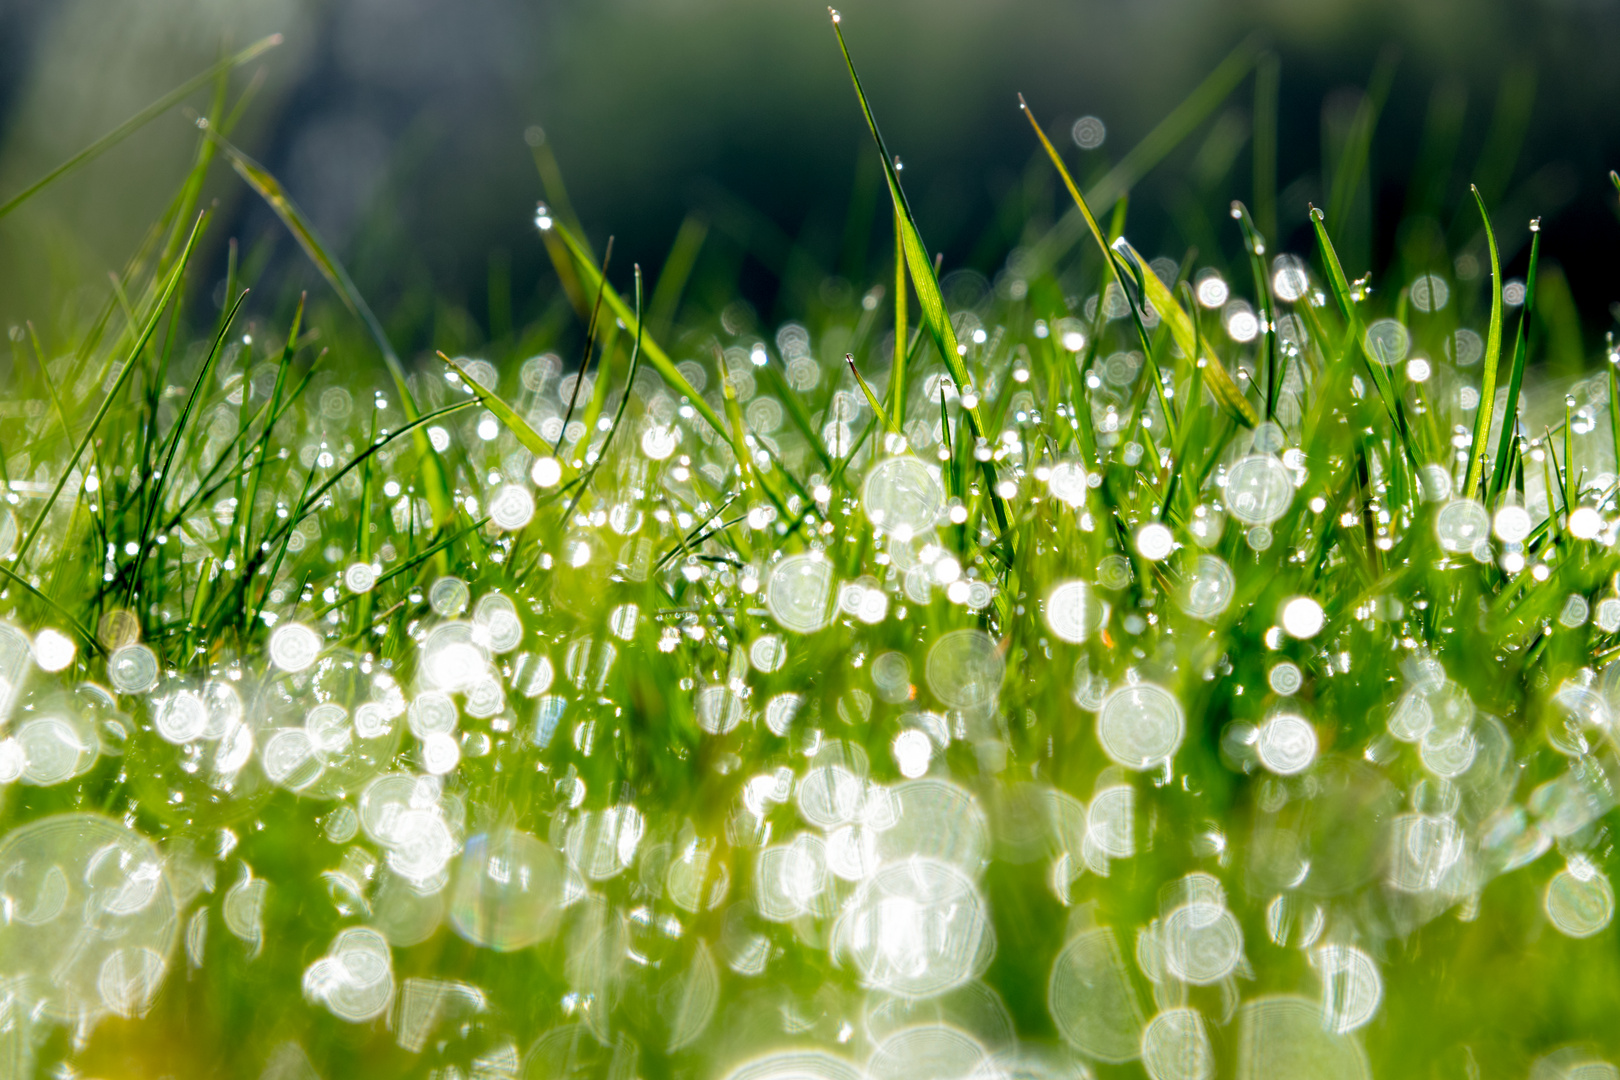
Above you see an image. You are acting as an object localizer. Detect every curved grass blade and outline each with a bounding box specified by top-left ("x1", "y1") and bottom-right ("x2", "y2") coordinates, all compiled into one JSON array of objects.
[
  {"x1": 847, "y1": 354, "x2": 897, "y2": 436},
  {"x1": 1463, "y1": 184, "x2": 1505, "y2": 501},
  {"x1": 1488, "y1": 220, "x2": 1542, "y2": 504},
  {"x1": 1019, "y1": 95, "x2": 1255, "y2": 428},
  {"x1": 543, "y1": 214, "x2": 737, "y2": 459},
  {"x1": 438, "y1": 355, "x2": 550, "y2": 459},
  {"x1": 0, "y1": 35, "x2": 281, "y2": 222},
  {"x1": 208, "y1": 132, "x2": 454, "y2": 519},
  {"x1": 567, "y1": 266, "x2": 647, "y2": 519},
  {"x1": 1229, "y1": 202, "x2": 1279, "y2": 420},
  {"x1": 1029, "y1": 36, "x2": 1262, "y2": 270},
  {"x1": 14, "y1": 212, "x2": 205, "y2": 572},
  {"x1": 829, "y1": 10, "x2": 1011, "y2": 540}
]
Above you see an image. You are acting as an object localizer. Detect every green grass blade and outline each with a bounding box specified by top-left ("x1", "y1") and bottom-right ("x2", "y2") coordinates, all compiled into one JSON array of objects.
[
  {"x1": 828, "y1": 10, "x2": 1012, "y2": 547},
  {"x1": 1488, "y1": 221, "x2": 1541, "y2": 504},
  {"x1": 648, "y1": 215, "x2": 708, "y2": 342},
  {"x1": 1463, "y1": 185, "x2": 1505, "y2": 502},
  {"x1": 1029, "y1": 36, "x2": 1262, "y2": 271},
  {"x1": 1324, "y1": 47, "x2": 1399, "y2": 241},
  {"x1": 543, "y1": 217, "x2": 736, "y2": 456},
  {"x1": 438, "y1": 353, "x2": 551, "y2": 460},
  {"x1": 1021, "y1": 96, "x2": 1255, "y2": 428},
  {"x1": 127, "y1": 287, "x2": 249, "y2": 596},
  {"x1": 0, "y1": 35, "x2": 281, "y2": 222},
  {"x1": 13, "y1": 212, "x2": 206, "y2": 571},
  {"x1": 1087, "y1": 35, "x2": 1265, "y2": 213},
  {"x1": 847, "y1": 354, "x2": 897, "y2": 436},
  {"x1": 209, "y1": 131, "x2": 455, "y2": 520},
  {"x1": 1308, "y1": 206, "x2": 1357, "y2": 322},
  {"x1": 1229, "y1": 202, "x2": 1279, "y2": 420},
  {"x1": 1253, "y1": 51, "x2": 1280, "y2": 242}
]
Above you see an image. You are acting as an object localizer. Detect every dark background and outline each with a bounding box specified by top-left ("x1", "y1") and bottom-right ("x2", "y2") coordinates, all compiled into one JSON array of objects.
[{"x1": 1, "y1": 0, "x2": 1618, "y2": 350}]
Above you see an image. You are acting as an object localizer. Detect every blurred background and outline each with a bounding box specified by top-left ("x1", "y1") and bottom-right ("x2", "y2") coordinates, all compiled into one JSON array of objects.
[{"x1": 0, "y1": 0, "x2": 1618, "y2": 357}]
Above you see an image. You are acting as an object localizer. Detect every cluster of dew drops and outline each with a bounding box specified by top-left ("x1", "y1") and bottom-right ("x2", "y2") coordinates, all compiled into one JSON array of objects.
[{"x1": 1, "y1": 235, "x2": 1619, "y2": 1080}]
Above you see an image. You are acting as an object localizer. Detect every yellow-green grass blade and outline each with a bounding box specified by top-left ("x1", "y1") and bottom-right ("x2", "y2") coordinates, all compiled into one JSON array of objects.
[
  {"x1": 847, "y1": 354, "x2": 898, "y2": 436},
  {"x1": 0, "y1": 35, "x2": 281, "y2": 222},
  {"x1": 1463, "y1": 185, "x2": 1505, "y2": 502},
  {"x1": 14, "y1": 212, "x2": 205, "y2": 572},
  {"x1": 1488, "y1": 220, "x2": 1542, "y2": 505},
  {"x1": 1113, "y1": 237, "x2": 1257, "y2": 427},
  {"x1": 210, "y1": 131, "x2": 455, "y2": 520},
  {"x1": 544, "y1": 212, "x2": 737, "y2": 459},
  {"x1": 438, "y1": 353, "x2": 551, "y2": 460},
  {"x1": 1020, "y1": 96, "x2": 1255, "y2": 428},
  {"x1": 1029, "y1": 36, "x2": 1262, "y2": 270},
  {"x1": 828, "y1": 10, "x2": 1010, "y2": 542}
]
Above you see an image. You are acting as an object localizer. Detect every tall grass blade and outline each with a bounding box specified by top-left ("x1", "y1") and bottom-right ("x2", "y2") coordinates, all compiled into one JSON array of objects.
[
  {"x1": 209, "y1": 132, "x2": 454, "y2": 518},
  {"x1": 1021, "y1": 96, "x2": 1256, "y2": 427},
  {"x1": 828, "y1": 10, "x2": 1013, "y2": 546},
  {"x1": 1488, "y1": 221, "x2": 1541, "y2": 504},
  {"x1": 0, "y1": 35, "x2": 281, "y2": 222},
  {"x1": 1253, "y1": 52, "x2": 1280, "y2": 242},
  {"x1": 1324, "y1": 47, "x2": 1399, "y2": 241},
  {"x1": 14, "y1": 212, "x2": 206, "y2": 571},
  {"x1": 1463, "y1": 185, "x2": 1505, "y2": 501},
  {"x1": 1030, "y1": 36, "x2": 1262, "y2": 270},
  {"x1": 438, "y1": 355, "x2": 550, "y2": 459}
]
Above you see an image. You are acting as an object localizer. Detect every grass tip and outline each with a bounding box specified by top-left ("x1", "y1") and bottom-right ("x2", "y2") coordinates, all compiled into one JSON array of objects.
[
  {"x1": 1016, "y1": 92, "x2": 1028, "y2": 110},
  {"x1": 828, "y1": 7, "x2": 841, "y2": 23}
]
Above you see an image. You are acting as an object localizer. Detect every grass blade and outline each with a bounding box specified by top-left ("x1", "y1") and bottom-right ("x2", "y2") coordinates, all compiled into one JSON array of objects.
[
  {"x1": 1488, "y1": 220, "x2": 1542, "y2": 504},
  {"x1": 209, "y1": 131, "x2": 454, "y2": 520},
  {"x1": 438, "y1": 354, "x2": 551, "y2": 460},
  {"x1": 1030, "y1": 35, "x2": 1262, "y2": 271},
  {"x1": 829, "y1": 9, "x2": 1012, "y2": 543},
  {"x1": 543, "y1": 212, "x2": 737, "y2": 459},
  {"x1": 14, "y1": 212, "x2": 206, "y2": 571},
  {"x1": 0, "y1": 35, "x2": 281, "y2": 222},
  {"x1": 1021, "y1": 95, "x2": 1256, "y2": 428},
  {"x1": 847, "y1": 354, "x2": 897, "y2": 436},
  {"x1": 1463, "y1": 185, "x2": 1505, "y2": 501}
]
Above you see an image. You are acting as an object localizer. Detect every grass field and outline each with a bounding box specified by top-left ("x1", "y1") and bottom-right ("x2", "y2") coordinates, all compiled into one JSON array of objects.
[{"x1": 0, "y1": 16, "x2": 1616, "y2": 1080}]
